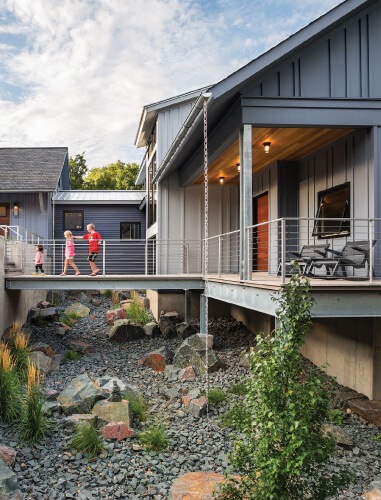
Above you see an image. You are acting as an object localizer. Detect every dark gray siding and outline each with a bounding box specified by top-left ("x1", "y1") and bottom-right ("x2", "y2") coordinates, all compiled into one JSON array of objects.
[{"x1": 243, "y1": 4, "x2": 381, "y2": 99}]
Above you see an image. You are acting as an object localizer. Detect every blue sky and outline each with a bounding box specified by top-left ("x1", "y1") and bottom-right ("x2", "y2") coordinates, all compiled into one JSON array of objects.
[{"x1": 0, "y1": 0, "x2": 343, "y2": 167}]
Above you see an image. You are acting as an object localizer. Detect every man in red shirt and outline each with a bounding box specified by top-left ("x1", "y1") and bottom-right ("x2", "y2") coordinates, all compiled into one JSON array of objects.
[{"x1": 74, "y1": 223, "x2": 102, "y2": 275}]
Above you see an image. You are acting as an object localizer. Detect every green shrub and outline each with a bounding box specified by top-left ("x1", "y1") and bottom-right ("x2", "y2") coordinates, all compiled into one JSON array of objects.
[
  {"x1": 220, "y1": 403, "x2": 250, "y2": 430},
  {"x1": 71, "y1": 421, "x2": 104, "y2": 458},
  {"x1": 124, "y1": 392, "x2": 148, "y2": 422},
  {"x1": 18, "y1": 365, "x2": 50, "y2": 442},
  {"x1": 228, "y1": 381, "x2": 248, "y2": 396},
  {"x1": 138, "y1": 423, "x2": 169, "y2": 451},
  {"x1": 63, "y1": 350, "x2": 82, "y2": 362},
  {"x1": 128, "y1": 297, "x2": 152, "y2": 325},
  {"x1": 218, "y1": 270, "x2": 352, "y2": 500},
  {"x1": 60, "y1": 315, "x2": 75, "y2": 328},
  {"x1": 328, "y1": 409, "x2": 344, "y2": 426},
  {"x1": 0, "y1": 343, "x2": 21, "y2": 422},
  {"x1": 10, "y1": 328, "x2": 30, "y2": 382},
  {"x1": 207, "y1": 388, "x2": 227, "y2": 406},
  {"x1": 103, "y1": 289, "x2": 113, "y2": 298}
]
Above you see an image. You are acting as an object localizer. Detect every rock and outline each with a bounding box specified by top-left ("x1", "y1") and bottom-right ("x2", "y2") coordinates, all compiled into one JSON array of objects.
[
  {"x1": 160, "y1": 386, "x2": 180, "y2": 401},
  {"x1": 57, "y1": 373, "x2": 108, "y2": 415},
  {"x1": 0, "y1": 461, "x2": 19, "y2": 497},
  {"x1": 143, "y1": 322, "x2": 160, "y2": 337},
  {"x1": 0, "y1": 447, "x2": 16, "y2": 467},
  {"x1": 36, "y1": 300, "x2": 52, "y2": 309},
  {"x1": 63, "y1": 414, "x2": 98, "y2": 430},
  {"x1": 55, "y1": 322, "x2": 72, "y2": 336},
  {"x1": 185, "y1": 397, "x2": 208, "y2": 418},
  {"x1": 365, "y1": 476, "x2": 381, "y2": 499},
  {"x1": 120, "y1": 299, "x2": 133, "y2": 310},
  {"x1": 64, "y1": 303, "x2": 90, "y2": 318},
  {"x1": 108, "y1": 320, "x2": 145, "y2": 342},
  {"x1": 348, "y1": 399, "x2": 381, "y2": 428},
  {"x1": 322, "y1": 424, "x2": 353, "y2": 447},
  {"x1": 41, "y1": 387, "x2": 59, "y2": 401},
  {"x1": 68, "y1": 340, "x2": 95, "y2": 354},
  {"x1": 176, "y1": 323, "x2": 197, "y2": 340},
  {"x1": 164, "y1": 365, "x2": 181, "y2": 382},
  {"x1": 92, "y1": 400, "x2": 132, "y2": 427},
  {"x1": 95, "y1": 377, "x2": 129, "y2": 394},
  {"x1": 173, "y1": 334, "x2": 226, "y2": 376},
  {"x1": 27, "y1": 306, "x2": 59, "y2": 324},
  {"x1": 106, "y1": 309, "x2": 127, "y2": 325},
  {"x1": 179, "y1": 366, "x2": 196, "y2": 381},
  {"x1": 30, "y1": 342, "x2": 56, "y2": 357},
  {"x1": 100, "y1": 422, "x2": 135, "y2": 441},
  {"x1": 29, "y1": 351, "x2": 60, "y2": 374},
  {"x1": 140, "y1": 346, "x2": 174, "y2": 373},
  {"x1": 159, "y1": 311, "x2": 180, "y2": 339},
  {"x1": 197, "y1": 334, "x2": 214, "y2": 349},
  {"x1": 43, "y1": 401, "x2": 61, "y2": 414},
  {"x1": 168, "y1": 471, "x2": 228, "y2": 499}
]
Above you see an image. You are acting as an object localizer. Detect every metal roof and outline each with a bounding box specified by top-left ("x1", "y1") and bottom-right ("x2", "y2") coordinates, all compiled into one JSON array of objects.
[
  {"x1": 0, "y1": 147, "x2": 68, "y2": 192},
  {"x1": 53, "y1": 190, "x2": 145, "y2": 204}
]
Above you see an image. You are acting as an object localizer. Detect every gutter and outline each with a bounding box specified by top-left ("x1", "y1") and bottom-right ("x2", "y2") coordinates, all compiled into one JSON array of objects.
[{"x1": 152, "y1": 92, "x2": 213, "y2": 183}]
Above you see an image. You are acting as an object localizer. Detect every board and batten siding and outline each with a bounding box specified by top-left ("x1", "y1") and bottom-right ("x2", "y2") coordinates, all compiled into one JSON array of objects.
[
  {"x1": 157, "y1": 101, "x2": 196, "y2": 165},
  {"x1": 243, "y1": 3, "x2": 381, "y2": 99}
]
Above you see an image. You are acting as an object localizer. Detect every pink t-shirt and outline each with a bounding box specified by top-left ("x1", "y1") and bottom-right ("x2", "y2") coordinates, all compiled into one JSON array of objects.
[
  {"x1": 35, "y1": 251, "x2": 44, "y2": 265},
  {"x1": 65, "y1": 239, "x2": 75, "y2": 259}
]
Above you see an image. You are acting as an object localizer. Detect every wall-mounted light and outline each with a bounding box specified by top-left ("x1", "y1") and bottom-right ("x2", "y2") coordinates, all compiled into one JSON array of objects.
[
  {"x1": 236, "y1": 163, "x2": 241, "y2": 172},
  {"x1": 219, "y1": 176, "x2": 225, "y2": 185},
  {"x1": 263, "y1": 142, "x2": 271, "y2": 154},
  {"x1": 13, "y1": 202, "x2": 19, "y2": 218}
]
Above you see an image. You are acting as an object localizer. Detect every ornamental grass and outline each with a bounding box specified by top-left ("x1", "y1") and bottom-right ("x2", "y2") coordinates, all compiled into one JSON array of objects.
[{"x1": 0, "y1": 342, "x2": 21, "y2": 422}]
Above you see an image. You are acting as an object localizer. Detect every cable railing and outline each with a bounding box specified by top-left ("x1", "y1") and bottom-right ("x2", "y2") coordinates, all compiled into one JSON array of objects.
[{"x1": 206, "y1": 230, "x2": 240, "y2": 276}]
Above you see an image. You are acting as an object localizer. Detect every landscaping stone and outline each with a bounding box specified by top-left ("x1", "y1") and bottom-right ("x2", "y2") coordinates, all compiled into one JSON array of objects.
[
  {"x1": 348, "y1": 399, "x2": 381, "y2": 428},
  {"x1": 365, "y1": 477, "x2": 381, "y2": 499},
  {"x1": 30, "y1": 341, "x2": 56, "y2": 357},
  {"x1": 139, "y1": 346, "x2": 174, "y2": 372},
  {"x1": 63, "y1": 414, "x2": 98, "y2": 430},
  {"x1": 68, "y1": 340, "x2": 95, "y2": 354},
  {"x1": 185, "y1": 396, "x2": 208, "y2": 418},
  {"x1": 0, "y1": 461, "x2": 19, "y2": 497},
  {"x1": 0, "y1": 447, "x2": 16, "y2": 467},
  {"x1": 173, "y1": 334, "x2": 226, "y2": 375},
  {"x1": 176, "y1": 322, "x2": 197, "y2": 339},
  {"x1": 143, "y1": 321, "x2": 160, "y2": 337},
  {"x1": 197, "y1": 333, "x2": 214, "y2": 349},
  {"x1": 91, "y1": 399, "x2": 132, "y2": 427},
  {"x1": 29, "y1": 351, "x2": 60, "y2": 374},
  {"x1": 27, "y1": 306, "x2": 59, "y2": 324},
  {"x1": 108, "y1": 320, "x2": 145, "y2": 342},
  {"x1": 322, "y1": 424, "x2": 353, "y2": 447},
  {"x1": 100, "y1": 422, "x2": 135, "y2": 440},
  {"x1": 106, "y1": 308, "x2": 127, "y2": 324},
  {"x1": 179, "y1": 366, "x2": 196, "y2": 381},
  {"x1": 168, "y1": 471, "x2": 227, "y2": 500},
  {"x1": 64, "y1": 303, "x2": 90, "y2": 318},
  {"x1": 159, "y1": 311, "x2": 180, "y2": 339},
  {"x1": 57, "y1": 373, "x2": 108, "y2": 415}
]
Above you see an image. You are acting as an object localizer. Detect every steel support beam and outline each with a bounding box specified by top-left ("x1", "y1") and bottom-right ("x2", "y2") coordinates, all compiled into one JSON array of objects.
[
  {"x1": 239, "y1": 125, "x2": 253, "y2": 281},
  {"x1": 184, "y1": 289, "x2": 191, "y2": 324}
]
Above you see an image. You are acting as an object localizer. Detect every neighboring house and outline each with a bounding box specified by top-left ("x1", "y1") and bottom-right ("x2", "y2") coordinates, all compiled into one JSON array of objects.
[
  {"x1": 52, "y1": 190, "x2": 146, "y2": 274},
  {"x1": 0, "y1": 147, "x2": 70, "y2": 239},
  {"x1": 135, "y1": 0, "x2": 381, "y2": 400}
]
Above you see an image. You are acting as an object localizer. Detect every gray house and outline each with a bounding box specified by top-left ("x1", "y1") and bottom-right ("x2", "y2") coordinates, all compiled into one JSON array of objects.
[
  {"x1": 0, "y1": 147, "x2": 70, "y2": 239},
  {"x1": 136, "y1": 0, "x2": 381, "y2": 400}
]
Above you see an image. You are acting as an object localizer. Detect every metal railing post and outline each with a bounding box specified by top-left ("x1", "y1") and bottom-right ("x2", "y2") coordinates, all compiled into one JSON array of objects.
[
  {"x1": 369, "y1": 219, "x2": 374, "y2": 283},
  {"x1": 102, "y1": 240, "x2": 106, "y2": 276},
  {"x1": 218, "y1": 236, "x2": 222, "y2": 277},
  {"x1": 246, "y1": 227, "x2": 252, "y2": 281},
  {"x1": 281, "y1": 219, "x2": 286, "y2": 285}
]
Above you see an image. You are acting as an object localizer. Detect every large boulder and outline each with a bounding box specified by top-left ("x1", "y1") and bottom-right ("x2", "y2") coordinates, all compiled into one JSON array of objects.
[
  {"x1": 168, "y1": 471, "x2": 230, "y2": 500},
  {"x1": 173, "y1": 334, "x2": 226, "y2": 376},
  {"x1": 64, "y1": 303, "x2": 90, "y2": 318},
  {"x1": 159, "y1": 311, "x2": 180, "y2": 339},
  {"x1": 0, "y1": 461, "x2": 21, "y2": 499},
  {"x1": 92, "y1": 400, "x2": 132, "y2": 427},
  {"x1": 365, "y1": 477, "x2": 381, "y2": 499},
  {"x1": 176, "y1": 322, "x2": 197, "y2": 340},
  {"x1": 139, "y1": 346, "x2": 174, "y2": 373},
  {"x1": 108, "y1": 320, "x2": 145, "y2": 342},
  {"x1": 29, "y1": 351, "x2": 60, "y2": 374},
  {"x1": 27, "y1": 306, "x2": 59, "y2": 324},
  {"x1": 143, "y1": 322, "x2": 160, "y2": 338},
  {"x1": 57, "y1": 373, "x2": 108, "y2": 415}
]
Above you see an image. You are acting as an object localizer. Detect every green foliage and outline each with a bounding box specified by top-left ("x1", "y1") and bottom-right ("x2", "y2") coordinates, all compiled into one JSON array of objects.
[
  {"x1": 83, "y1": 160, "x2": 142, "y2": 190},
  {"x1": 218, "y1": 270, "x2": 352, "y2": 500},
  {"x1": 138, "y1": 422, "x2": 169, "y2": 451},
  {"x1": 229, "y1": 381, "x2": 248, "y2": 396},
  {"x1": 63, "y1": 350, "x2": 82, "y2": 362},
  {"x1": 69, "y1": 152, "x2": 88, "y2": 189},
  {"x1": 220, "y1": 403, "x2": 250, "y2": 430},
  {"x1": 128, "y1": 297, "x2": 152, "y2": 325},
  {"x1": 373, "y1": 433, "x2": 381, "y2": 442},
  {"x1": 123, "y1": 391, "x2": 148, "y2": 422},
  {"x1": 207, "y1": 388, "x2": 227, "y2": 406},
  {"x1": 71, "y1": 421, "x2": 104, "y2": 458},
  {"x1": 10, "y1": 329, "x2": 30, "y2": 382},
  {"x1": 0, "y1": 343, "x2": 21, "y2": 422},
  {"x1": 328, "y1": 409, "x2": 344, "y2": 426},
  {"x1": 103, "y1": 289, "x2": 113, "y2": 298},
  {"x1": 18, "y1": 365, "x2": 50, "y2": 442},
  {"x1": 35, "y1": 310, "x2": 48, "y2": 327}
]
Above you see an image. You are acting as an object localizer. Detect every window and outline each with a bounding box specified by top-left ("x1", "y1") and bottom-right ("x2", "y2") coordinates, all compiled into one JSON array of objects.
[
  {"x1": 120, "y1": 222, "x2": 141, "y2": 239},
  {"x1": 313, "y1": 182, "x2": 350, "y2": 238},
  {"x1": 63, "y1": 210, "x2": 84, "y2": 231}
]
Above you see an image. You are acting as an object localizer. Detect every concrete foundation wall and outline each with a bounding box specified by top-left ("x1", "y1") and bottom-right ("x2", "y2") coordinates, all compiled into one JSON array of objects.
[
  {"x1": 0, "y1": 238, "x2": 46, "y2": 338},
  {"x1": 230, "y1": 305, "x2": 274, "y2": 335},
  {"x1": 301, "y1": 318, "x2": 379, "y2": 400}
]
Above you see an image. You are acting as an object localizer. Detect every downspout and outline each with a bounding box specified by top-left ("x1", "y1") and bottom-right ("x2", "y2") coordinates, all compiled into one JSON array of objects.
[{"x1": 153, "y1": 92, "x2": 214, "y2": 183}]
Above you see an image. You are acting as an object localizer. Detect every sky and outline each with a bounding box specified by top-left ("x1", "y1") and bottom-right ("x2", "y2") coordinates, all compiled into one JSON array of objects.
[{"x1": 0, "y1": 0, "x2": 344, "y2": 169}]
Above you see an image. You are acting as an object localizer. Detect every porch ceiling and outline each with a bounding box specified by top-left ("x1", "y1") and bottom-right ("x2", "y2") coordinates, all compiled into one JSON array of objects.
[{"x1": 193, "y1": 127, "x2": 353, "y2": 185}]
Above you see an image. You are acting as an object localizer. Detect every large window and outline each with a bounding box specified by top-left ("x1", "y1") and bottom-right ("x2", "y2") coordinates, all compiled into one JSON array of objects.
[
  {"x1": 63, "y1": 210, "x2": 84, "y2": 231},
  {"x1": 313, "y1": 182, "x2": 350, "y2": 238},
  {"x1": 120, "y1": 222, "x2": 141, "y2": 239}
]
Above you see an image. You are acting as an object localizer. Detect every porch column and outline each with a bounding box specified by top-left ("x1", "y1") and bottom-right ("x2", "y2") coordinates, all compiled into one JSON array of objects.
[
  {"x1": 239, "y1": 124, "x2": 253, "y2": 280},
  {"x1": 199, "y1": 294, "x2": 206, "y2": 334},
  {"x1": 371, "y1": 126, "x2": 381, "y2": 278}
]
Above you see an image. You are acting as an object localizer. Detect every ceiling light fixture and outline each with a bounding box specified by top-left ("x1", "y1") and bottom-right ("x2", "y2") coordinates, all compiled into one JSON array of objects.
[
  {"x1": 219, "y1": 176, "x2": 225, "y2": 185},
  {"x1": 263, "y1": 142, "x2": 271, "y2": 154},
  {"x1": 236, "y1": 163, "x2": 240, "y2": 172}
]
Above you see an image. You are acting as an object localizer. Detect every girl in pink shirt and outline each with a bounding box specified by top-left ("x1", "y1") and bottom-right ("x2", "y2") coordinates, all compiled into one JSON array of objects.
[{"x1": 60, "y1": 230, "x2": 80, "y2": 276}]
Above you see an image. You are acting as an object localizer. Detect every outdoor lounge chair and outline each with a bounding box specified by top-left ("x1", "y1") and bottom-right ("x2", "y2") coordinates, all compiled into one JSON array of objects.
[
  {"x1": 306, "y1": 240, "x2": 376, "y2": 278},
  {"x1": 278, "y1": 243, "x2": 330, "y2": 276}
]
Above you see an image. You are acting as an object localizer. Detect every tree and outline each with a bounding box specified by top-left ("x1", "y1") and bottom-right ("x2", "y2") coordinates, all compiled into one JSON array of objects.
[
  {"x1": 69, "y1": 152, "x2": 88, "y2": 190},
  {"x1": 83, "y1": 161, "x2": 141, "y2": 190},
  {"x1": 218, "y1": 270, "x2": 352, "y2": 499}
]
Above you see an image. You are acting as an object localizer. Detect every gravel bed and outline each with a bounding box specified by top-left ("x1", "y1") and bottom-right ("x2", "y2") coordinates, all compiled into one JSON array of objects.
[{"x1": 1, "y1": 290, "x2": 381, "y2": 499}]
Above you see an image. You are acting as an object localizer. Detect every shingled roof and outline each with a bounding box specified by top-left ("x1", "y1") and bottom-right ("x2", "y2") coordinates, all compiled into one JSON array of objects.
[{"x1": 0, "y1": 147, "x2": 68, "y2": 192}]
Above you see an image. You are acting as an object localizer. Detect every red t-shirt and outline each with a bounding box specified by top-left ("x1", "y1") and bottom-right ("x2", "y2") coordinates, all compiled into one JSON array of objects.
[{"x1": 83, "y1": 231, "x2": 102, "y2": 253}]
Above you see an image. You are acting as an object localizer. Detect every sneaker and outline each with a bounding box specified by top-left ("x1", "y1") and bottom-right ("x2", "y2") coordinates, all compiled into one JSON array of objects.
[
  {"x1": 40, "y1": 273, "x2": 46, "y2": 276},
  {"x1": 32, "y1": 272, "x2": 38, "y2": 276}
]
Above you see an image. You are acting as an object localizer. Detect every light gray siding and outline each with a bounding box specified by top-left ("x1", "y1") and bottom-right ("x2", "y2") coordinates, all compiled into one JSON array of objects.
[{"x1": 243, "y1": 4, "x2": 381, "y2": 99}]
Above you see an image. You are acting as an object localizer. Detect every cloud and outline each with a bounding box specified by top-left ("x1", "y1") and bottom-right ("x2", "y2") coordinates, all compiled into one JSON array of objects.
[{"x1": 0, "y1": 0, "x2": 342, "y2": 167}]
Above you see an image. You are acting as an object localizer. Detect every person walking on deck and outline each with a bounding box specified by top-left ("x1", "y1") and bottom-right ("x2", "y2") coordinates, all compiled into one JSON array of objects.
[
  {"x1": 73, "y1": 223, "x2": 102, "y2": 276},
  {"x1": 60, "y1": 230, "x2": 80, "y2": 276}
]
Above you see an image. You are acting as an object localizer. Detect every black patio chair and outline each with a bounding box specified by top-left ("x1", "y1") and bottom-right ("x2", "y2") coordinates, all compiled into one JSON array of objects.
[
  {"x1": 277, "y1": 243, "x2": 330, "y2": 276},
  {"x1": 306, "y1": 240, "x2": 376, "y2": 278}
]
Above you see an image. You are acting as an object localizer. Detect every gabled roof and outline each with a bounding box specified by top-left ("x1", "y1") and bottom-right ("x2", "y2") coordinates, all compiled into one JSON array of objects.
[
  {"x1": 135, "y1": 86, "x2": 211, "y2": 148},
  {"x1": 0, "y1": 147, "x2": 68, "y2": 192},
  {"x1": 53, "y1": 190, "x2": 145, "y2": 204}
]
